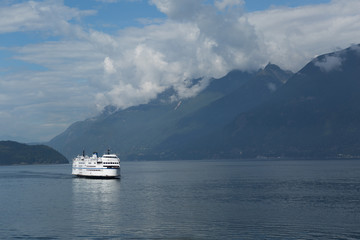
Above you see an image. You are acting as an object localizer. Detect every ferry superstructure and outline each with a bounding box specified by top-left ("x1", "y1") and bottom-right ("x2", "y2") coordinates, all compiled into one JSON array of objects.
[{"x1": 72, "y1": 150, "x2": 120, "y2": 178}]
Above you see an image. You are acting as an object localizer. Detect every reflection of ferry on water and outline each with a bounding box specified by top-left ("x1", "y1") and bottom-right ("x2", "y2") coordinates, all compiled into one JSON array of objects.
[{"x1": 72, "y1": 149, "x2": 120, "y2": 178}]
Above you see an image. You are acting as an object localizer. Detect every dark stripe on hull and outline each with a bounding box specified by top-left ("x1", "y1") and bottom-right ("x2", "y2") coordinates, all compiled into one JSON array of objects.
[{"x1": 73, "y1": 174, "x2": 120, "y2": 179}]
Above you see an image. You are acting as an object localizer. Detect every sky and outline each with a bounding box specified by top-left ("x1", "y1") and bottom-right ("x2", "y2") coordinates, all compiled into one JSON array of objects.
[{"x1": 1, "y1": 0, "x2": 360, "y2": 142}]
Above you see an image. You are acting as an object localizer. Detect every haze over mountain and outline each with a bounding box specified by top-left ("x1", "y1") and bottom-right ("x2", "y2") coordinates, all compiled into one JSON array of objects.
[{"x1": 48, "y1": 44, "x2": 360, "y2": 160}]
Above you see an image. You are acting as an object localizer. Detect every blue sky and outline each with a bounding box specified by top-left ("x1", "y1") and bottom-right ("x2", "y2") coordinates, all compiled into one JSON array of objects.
[
  {"x1": 64, "y1": 0, "x2": 333, "y2": 30},
  {"x1": 0, "y1": 0, "x2": 359, "y2": 142},
  {"x1": 245, "y1": 0, "x2": 331, "y2": 11}
]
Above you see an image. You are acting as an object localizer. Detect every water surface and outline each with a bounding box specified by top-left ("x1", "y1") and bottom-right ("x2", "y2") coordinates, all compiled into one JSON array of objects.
[{"x1": 0, "y1": 159, "x2": 360, "y2": 239}]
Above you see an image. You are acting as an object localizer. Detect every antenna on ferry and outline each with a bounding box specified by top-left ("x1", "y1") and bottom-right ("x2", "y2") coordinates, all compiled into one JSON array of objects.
[
  {"x1": 82, "y1": 149, "x2": 85, "y2": 157},
  {"x1": 107, "y1": 148, "x2": 110, "y2": 154}
]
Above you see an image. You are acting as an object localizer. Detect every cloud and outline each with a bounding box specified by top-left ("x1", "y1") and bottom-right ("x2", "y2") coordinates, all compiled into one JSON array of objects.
[
  {"x1": 215, "y1": 0, "x2": 245, "y2": 11},
  {"x1": 150, "y1": 0, "x2": 203, "y2": 20},
  {"x1": 1, "y1": 0, "x2": 360, "y2": 141},
  {"x1": 94, "y1": 0, "x2": 265, "y2": 108},
  {"x1": 0, "y1": 0, "x2": 95, "y2": 35},
  {"x1": 247, "y1": 0, "x2": 360, "y2": 71},
  {"x1": 314, "y1": 55, "x2": 343, "y2": 72},
  {"x1": 104, "y1": 57, "x2": 116, "y2": 74}
]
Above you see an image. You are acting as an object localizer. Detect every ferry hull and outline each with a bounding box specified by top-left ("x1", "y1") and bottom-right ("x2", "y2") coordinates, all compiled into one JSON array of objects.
[{"x1": 72, "y1": 167, "x2": 120, "y2": 178}]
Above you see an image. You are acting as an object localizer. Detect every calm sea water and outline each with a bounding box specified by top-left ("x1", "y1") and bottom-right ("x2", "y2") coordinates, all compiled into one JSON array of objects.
[{"x1": 0, "y1": 159, "x2": 360, "y2": 239}]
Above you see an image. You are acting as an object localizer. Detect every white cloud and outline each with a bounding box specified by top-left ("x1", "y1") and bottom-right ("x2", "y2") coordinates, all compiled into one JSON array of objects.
[
  {"x1": 150, "y1": 0, "x2": 203, "y2": 20},
  {"x1": 104, "y1": 57, "x2": 116, "y2": 74},
  {"x1": 93, "y1": 0, "x2": 265, "y2": 109},
  {"x1": 0, "y1": 0, "x2": 95, "y2": 34},
  {"x1": 215, "y1": 0, "x2": 244, "y2": 11},
  {"x1": 248, "y1": 0, "x2": 360, "y2": 71},
  {"x1": 314, "y1": 55, "x2": 343, "y2": 72}
]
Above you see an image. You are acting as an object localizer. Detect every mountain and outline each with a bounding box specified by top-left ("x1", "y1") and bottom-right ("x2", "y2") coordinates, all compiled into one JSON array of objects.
[
  {"x1": 149, "y1": 64, "x2": 293, "y2": 159},
  {"x1": 214, "y1": 44, "x2": 360, "y2": 159},
  {"x1": 48, "y1": 70, "x2": 254, "y2": 159},
  {"x1": 48, "y1": 65, "x2": 291, "y2": 160},
  {"x1": 0, "y1": 141, "x2": 68, "y2": 165},
  {"x1": 49, "y1": 45, "x2": 360, "y2": 160}
]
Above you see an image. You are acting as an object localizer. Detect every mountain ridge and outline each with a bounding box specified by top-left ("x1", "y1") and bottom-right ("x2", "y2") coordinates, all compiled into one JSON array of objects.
[{"x1": 0, "y1": 141, "x2": 68, "y2": 165}]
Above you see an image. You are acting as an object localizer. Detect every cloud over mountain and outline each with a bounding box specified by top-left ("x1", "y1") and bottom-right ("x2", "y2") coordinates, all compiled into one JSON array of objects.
[
  {"x1": 95, "y1": 0, "x2": 264, "y2": 109},
  {"x1": 314, "y1": 55, "x2": 343, "y2": 72},
  {"x1": 248, "y1": 0, "x2": 360, "y2": 70}
]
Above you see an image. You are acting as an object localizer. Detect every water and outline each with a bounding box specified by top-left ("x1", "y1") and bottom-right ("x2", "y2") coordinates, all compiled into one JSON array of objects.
[{"x1": 1, "y1": 159, "x2": 360, "y2": 239}]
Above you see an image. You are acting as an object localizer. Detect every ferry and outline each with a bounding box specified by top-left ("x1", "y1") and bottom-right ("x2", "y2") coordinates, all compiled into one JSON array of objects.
[{"x1": 72, "y1": 149, "x2": 120, "y2": 178}]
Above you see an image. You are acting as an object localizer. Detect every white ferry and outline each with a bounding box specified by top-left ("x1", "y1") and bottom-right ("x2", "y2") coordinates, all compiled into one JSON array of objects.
[{"x1": 72, "y1": 149, "x2": 120, "y2": 178}]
